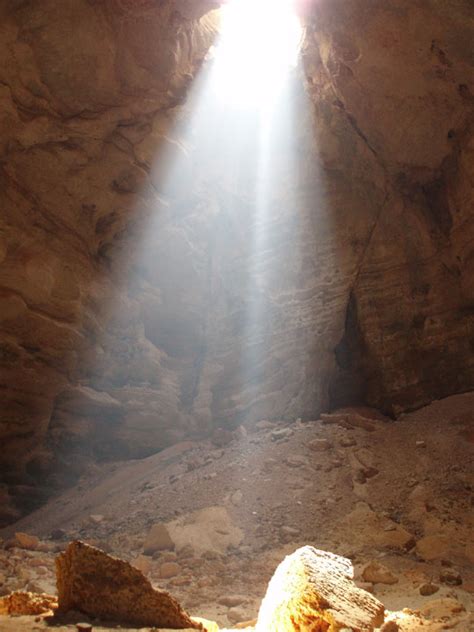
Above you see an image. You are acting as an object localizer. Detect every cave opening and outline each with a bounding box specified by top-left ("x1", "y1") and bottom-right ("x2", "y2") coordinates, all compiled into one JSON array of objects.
[{"x1": 212, "y1": 0, "x2": 303, "y2": 109}]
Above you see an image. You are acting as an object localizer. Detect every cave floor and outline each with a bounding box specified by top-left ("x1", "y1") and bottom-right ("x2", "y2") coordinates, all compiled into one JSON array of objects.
[{"x1": 0, "y1": 393, "x2": 473, "y2": 631}]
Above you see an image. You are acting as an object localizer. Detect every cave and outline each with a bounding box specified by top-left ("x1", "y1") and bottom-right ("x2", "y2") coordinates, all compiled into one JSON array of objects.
[{"x1": 0, "y1": 0, "x2": 473, "y2": 630}]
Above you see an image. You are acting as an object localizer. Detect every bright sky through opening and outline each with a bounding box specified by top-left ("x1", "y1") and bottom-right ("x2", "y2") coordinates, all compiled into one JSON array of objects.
[{"x1": 213, "y1": 0, "x2": 302, "y2": 108}]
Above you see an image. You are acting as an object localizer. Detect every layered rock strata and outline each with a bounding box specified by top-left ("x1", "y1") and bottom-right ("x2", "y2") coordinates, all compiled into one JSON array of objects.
[{"x1": 0, "y1": 0, "x2": 473, "y2": 515}]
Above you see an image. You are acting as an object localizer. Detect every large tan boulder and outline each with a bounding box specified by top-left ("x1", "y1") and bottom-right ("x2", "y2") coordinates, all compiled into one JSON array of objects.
[
  {"x1": 416, "y1": 534, "x2": 450, "y2": 561},
  {"x1": 55, "y1": 541, "x2": 205, "y2": 629},
  {"x1": 167, "y1": 506, "x2": 243, "y2": 555},
  {"x1": 256, "y1": 546, "x2": 385, "y2": 632}
]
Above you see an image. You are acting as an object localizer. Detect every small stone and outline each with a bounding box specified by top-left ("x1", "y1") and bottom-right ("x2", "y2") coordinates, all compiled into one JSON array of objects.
[
  {"x1": 439, "y1": 568, "x2": 462, "y2": 586},
  {"x1": 196, "y1": 577, "x2": 213, "y2": 588},
  {"x1": 228, "y1": 606, "x2": 249, "y2": 624},
  {"x1": 419, "y1": 583, "x2": 439, "y2": 596},
  {"x1": 159, "y1": 562, "x2": 180, "y2": 579},
  {"x1": 285, "y1": 455, "x2": 307, "y2": 468},
  {"x1": 340, "y1": 436, "x2": 356, "y2": 447},
  {"x1": 169, "y1": 575, "x2": 191, "y2": 587},
  {"x1": 89, "y1": 514, "x2": 104, "y2": 524},
  {"x1": 50, "y1": 529, "x2": 67, "y2": 540},
  {"x1": 380, "y1": 622, "x2": 399, "y2": 632},
  {"x1": 218, "y1": 595, "x2": 246, "y2": 607},
  {"x1": 77, "y1": 624, "x2": 93, "y2": 632},
  {"x1": 14, "y1": 532, "x2": 40, "y2": 550},
  {"x1": 362, "y1": 561, "x2": 398, "y2": 585},
  {"x1": 308, "y1": 438, "x2": 332, "y2": 451},
  {"x1": 271, "y1": 428, "x2": 293, "y2": 442},
  {"x1": 415, "y1": 440, "x2": 426, "y2": 448},
  {"x1": 280, "y1": 526, "x2": 300, "y2": 537},
  {"x1": 35, "y1": 566, "x2": 49, "y2": 576}
]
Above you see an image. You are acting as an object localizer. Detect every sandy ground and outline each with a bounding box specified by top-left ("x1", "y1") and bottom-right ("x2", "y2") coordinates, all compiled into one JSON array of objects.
[{"x1": 0, "y1": 392, "x2": 473, "y2": 631}]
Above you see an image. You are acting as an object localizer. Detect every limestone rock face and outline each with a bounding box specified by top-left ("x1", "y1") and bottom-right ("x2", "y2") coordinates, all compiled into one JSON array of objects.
[
  {"x1": 256, "y1": 546, "x2": 385, "y2": 631},
  {"x1": 56, "y1": 540, "x2": 203, "y2": 629},
  {"x1": 0, "y1": 0, "x2": 220, "y2": 513},
  {"x1": 304, "y1": 0, "x2": 474, "y2": 413},
  {"x1": 0, "y1": 0, "x2": 473, "y2": 516}
]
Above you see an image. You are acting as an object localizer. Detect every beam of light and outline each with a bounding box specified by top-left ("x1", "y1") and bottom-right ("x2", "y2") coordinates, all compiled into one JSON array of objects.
[
  {"x1": 92, "y1": 0, "x2": 321, "y2": 469},
  {"x1": 211, "y1": 0, "x2": 303, "y2": 109}
]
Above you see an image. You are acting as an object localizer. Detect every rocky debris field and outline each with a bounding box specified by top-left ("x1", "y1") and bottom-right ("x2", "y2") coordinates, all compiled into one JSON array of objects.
[{"x1": 0, "y1": 392, "x2": 473, "y2": 631}]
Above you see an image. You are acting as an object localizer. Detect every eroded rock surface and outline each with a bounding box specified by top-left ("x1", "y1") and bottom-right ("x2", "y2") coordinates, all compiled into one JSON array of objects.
[
  {"x1": 256, "y1": 546, "x2": 385, "y2": 631},
  {"x1": 56, "y1": 540, "x2": 203, "y2": 629},
  {"x1": 0, "y1": 591, "x2": 57, "y2": 616},
  {"x1": 304, "y1": 0, "x2": 474, "y2": 413},
  {"x1": 0, "y1": 0, "x2": 473, "y2": 517}
]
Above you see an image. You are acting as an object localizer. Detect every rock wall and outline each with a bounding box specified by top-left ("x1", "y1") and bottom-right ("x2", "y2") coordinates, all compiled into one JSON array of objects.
[
  {"x1": 305, "y1": 0, "x2": 474, "y2": 413},
  {"x1": 0, "y1": 0, "x2": 473, "y2": 518},
  {"x1": 0, "y1": 0, "x2": 221, "y2": 516}
]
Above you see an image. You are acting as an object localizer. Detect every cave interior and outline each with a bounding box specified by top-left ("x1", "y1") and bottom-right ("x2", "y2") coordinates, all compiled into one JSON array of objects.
[{"x1": 0, "y1": 0, "x2": 473, "y2": 631}]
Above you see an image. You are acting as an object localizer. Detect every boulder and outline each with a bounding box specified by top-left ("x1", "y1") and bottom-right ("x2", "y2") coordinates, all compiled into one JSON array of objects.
[
  {"x1": 362, "y1": 561, "x2": 398, "y2": 585},
  {"x1": 256, "y1": 546, "x2": 385, "y2": 631},
  {"x1": 416, "y1": 534, "x2": 449, "y2": 561},
  {"x1": 341, "y1": 503, "x2": 415, "y2": 551},
  {"x1": 13, "y1": 532, "x2": 40, "y2": 550},
  {"x1": 420, "y1": 597, "x2": 466, "y2": 620},
  {"x1": 167, "y1": 506, "x2": 243, "y2": 555},
  {"x1": 143, "y1": 523, "x2": 175, "y2": 554},
  {"x1": 55, "y1": 541, "x2": 205, "y2": 629},
  {"x1": 419, "y1": 583, "x2": 439, "y2": 596}
]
